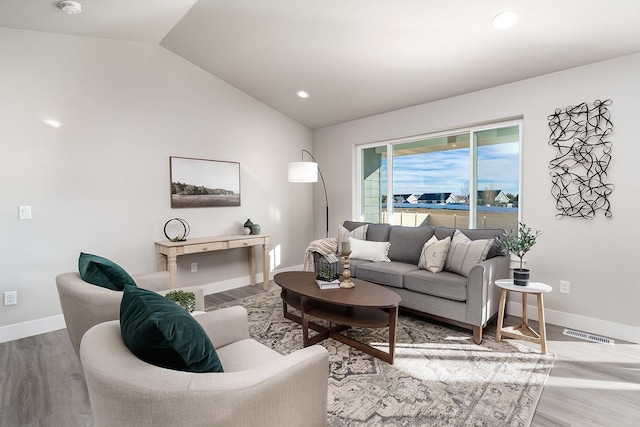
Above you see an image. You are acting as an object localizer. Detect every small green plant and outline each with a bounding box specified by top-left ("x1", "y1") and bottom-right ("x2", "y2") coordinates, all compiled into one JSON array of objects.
[
  {"x1": 496, "y1": 222, "x2": 541, "y2": 270},
  {"x1": 165, "y1": 290, "x2": 196, "y2": 313},
  {"x1": 317, "y1": 265, "x2": 337, "y2": 281}
]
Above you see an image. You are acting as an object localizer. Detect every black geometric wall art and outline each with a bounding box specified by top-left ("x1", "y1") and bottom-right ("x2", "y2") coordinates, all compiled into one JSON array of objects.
[{"x1": 548, "y1": 99, "x2": 613, "y2": 219}]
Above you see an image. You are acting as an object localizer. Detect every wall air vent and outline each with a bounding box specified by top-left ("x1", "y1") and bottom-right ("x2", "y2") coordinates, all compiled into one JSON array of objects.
[{"x1": 563, "y1": 329, "x2": 614, "y2": 345}]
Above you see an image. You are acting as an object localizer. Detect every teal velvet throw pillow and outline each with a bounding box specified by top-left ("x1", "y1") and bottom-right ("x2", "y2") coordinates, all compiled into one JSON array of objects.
[
  {"x1": 120, "y1": 285, "x2": 223, "y2": 373},
  {"x1": 78, "y1": 252, "x2": 136, "y2": 291}
]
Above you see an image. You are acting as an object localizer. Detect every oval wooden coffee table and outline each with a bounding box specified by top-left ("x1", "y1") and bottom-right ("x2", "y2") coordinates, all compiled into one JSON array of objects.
[{"x1": 274, "y1": 271, "x2": 401, "y2": 364}]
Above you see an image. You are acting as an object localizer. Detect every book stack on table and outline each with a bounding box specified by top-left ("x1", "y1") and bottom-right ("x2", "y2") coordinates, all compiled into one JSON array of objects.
[{"x1": 315, "y1": 278, "x2": 340, "y2": 289}]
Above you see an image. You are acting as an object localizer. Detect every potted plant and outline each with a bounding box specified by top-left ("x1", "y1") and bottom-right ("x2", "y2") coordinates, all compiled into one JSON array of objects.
[
  {"x1": 496, "y1": 222, "x2": 541, "y2": 286},
  {"x1": 165, "y1": 290, "x2": 196, "y2": 313}
]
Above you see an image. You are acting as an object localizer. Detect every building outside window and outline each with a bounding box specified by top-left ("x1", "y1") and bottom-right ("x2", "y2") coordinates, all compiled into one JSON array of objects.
[{"x1": 359, "y1": 121, "x2": 521, "y2": 231}]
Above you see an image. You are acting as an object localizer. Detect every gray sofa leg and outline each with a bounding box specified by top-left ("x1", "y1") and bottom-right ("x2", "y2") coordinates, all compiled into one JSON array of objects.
[{"x1": 473, "y1": 325, "x2": 483, "y2": 344}]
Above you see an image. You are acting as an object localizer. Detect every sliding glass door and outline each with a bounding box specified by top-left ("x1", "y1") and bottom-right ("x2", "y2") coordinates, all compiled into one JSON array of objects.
[{"x1": 358, "y1": 121, "x2": 521, "y2": 230}]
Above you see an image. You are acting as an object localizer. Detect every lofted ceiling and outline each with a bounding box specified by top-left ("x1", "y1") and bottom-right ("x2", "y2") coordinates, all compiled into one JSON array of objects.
[{"x1": 2, "y1": 0, "x2": 640, "y2": 129}]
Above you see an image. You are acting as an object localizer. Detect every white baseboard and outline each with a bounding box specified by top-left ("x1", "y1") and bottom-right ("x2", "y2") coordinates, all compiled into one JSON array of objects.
[
  {"x1": 0, "y1": 314, "x2": 66, "y2": 344},
  {"x1": 0, "y1": 264, "x2": 306, "y2": 344},
  {"x1": 197, "y1": 264, "x2": 304, "y2": 295},
  {"x1": 12, "y1": 266, "x2": 634, "y2": 346},
  {"x1": 506, "y1": 301, "x2": 640, "y2": 344}
]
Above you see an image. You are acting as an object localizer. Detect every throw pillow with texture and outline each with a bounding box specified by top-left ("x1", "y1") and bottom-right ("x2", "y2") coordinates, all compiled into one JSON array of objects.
[
  {"x1": 444, "y1": 230, "x2": 493, "y2": 277},
  {"x1": 418, "y1": 236, "x2": 451, "y2": 273},
  {"x1": 120, "y1": 285, "x2": 223, "y2": 373},
  {"x1": 348, "y1": 237, "x2": 391, "y2": 262},
  {"x1": 337, "y1": 224, "x2": 368, "y2": 251},
  {"x1": 78, "y1": 252, "x2": 136, "y2": 291}
]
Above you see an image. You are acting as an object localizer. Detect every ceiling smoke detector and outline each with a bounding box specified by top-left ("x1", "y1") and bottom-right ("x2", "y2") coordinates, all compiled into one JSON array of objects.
[{"x1": 58, "y1": 1, "x2": 82, "y2": 15}]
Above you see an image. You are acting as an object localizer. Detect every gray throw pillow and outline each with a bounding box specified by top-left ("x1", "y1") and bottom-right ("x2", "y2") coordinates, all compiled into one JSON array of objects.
[{"x1": 444, "y1": 230, "x2": 493, "y2": 277}]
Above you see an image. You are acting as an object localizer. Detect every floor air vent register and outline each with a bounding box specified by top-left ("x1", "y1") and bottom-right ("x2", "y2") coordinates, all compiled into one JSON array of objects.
[{"x1": 563, "y1": 329, "x2": 615, "y2": 345}]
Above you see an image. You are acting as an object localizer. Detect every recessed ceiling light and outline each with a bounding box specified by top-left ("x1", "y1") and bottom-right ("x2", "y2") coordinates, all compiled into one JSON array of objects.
[
  {"x1": 43, "y1": 119, "x2": 62, "y2": 128},
  {"x1": 492, "y1": 11, "x2": 519, "y2": 29},
  {"x1": 297, "y1": 90, "x2": 309, "y2": 99}
]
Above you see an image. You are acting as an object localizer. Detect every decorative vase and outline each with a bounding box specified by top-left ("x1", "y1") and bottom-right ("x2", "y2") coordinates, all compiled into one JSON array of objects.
[
  {"x1": 513, "y1": 268, "x2": 530, "y2": 286},
  {"x1": 250, "y1": 224, "x2": 261, "y2": 235},
  {"x1": 242, "y1": 227, "x2": 251, "y2": 235},
  {"x1": 244, "y1": 219, "x2": 253, "y2": 228}
]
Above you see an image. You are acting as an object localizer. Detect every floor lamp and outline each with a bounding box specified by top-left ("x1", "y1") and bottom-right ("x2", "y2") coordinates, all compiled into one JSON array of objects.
[{"x1": 288, "y1": 149, "x2": 329, "y2": 238}]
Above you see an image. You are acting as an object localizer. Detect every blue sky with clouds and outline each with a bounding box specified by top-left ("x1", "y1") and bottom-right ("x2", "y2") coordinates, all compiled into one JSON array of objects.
[{"x1": 382, "y1": 142, "x2": 519, "y2": 196}]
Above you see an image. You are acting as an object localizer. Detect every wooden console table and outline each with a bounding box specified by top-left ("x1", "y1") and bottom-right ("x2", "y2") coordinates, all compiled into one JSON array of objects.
[{"x1": 155, "y1": 235, "x2": 270, "y2": 291}]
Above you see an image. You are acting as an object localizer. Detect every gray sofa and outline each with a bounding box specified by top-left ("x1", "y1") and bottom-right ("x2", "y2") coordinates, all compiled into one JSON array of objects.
[{"x1": 323, "y1": 221, "x2": 509, "y2": 344}]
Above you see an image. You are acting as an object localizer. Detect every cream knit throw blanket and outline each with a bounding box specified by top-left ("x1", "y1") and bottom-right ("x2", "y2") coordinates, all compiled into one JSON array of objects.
[{"x1": 303, "y1": 238, "x2": 338, "y2": 271}]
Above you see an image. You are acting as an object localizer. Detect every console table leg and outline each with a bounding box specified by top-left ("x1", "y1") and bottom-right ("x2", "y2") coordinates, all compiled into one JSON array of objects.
[
  {"x1": 167, "y1": 255, "x2": 177, "y2": 289},
  {"x1": 262, "y1": 242, "x2": 270, "y2": 291},
  {"x1": 156, "y1": 253, "x2": 167, "y2": 272},
  {"x1": 248, "y1": 246, "x2": 256, "y2": 287}
]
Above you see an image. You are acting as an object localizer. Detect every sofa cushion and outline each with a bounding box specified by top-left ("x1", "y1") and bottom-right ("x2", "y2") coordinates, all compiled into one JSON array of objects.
[
  {"x1": 120, "y1": 285, "x2": 223, "y2": 373},
  {"x1": 338, "y1": 224, "x2": 368, "y2": 252},
  {"x1": 342, "y1": 221, "x2": 391, "y2": 242},
  {"x1": 349, "y1": 237, "x2": 391, "y2": 262},
  {"x1": 435, "y1": 227, "x2": 505, "y2": 259},
  {"x1": 387, "y1": 226, "x2": 434, "y2": 264},
  {"x1": 365, "y1": 223, "x2": 392, "y2": 242},
  {"x1": 444, "y1": 230, "x2": 493, "y2": 277},
  {"x1": 404, "y1": 270, "x2": 468, "y2": 302},
  {"x1": 342, "y1": 220, "x2": 368, "y2": 231},
  {"x1": 78, "y1": 252, "x2": 136, "y2": 291},
  {"x1": 418, "y1": 236, "x2": 451, "y2": 273},
  {"x1": 354, "y1": 261, "x2": 419, "y2": 288}
]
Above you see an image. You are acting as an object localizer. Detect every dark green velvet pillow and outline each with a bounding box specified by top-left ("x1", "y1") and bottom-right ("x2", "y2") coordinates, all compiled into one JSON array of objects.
[
  {"x1": 120, "y1": 285, "x2": 223, "y2": 373},
  {"x1": 78, "y1": 252, "x2": 136, "y2": 291}
]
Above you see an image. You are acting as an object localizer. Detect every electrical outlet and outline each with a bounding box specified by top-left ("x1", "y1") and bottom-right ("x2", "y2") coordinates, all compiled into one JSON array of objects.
[
  {"x1": 560, "y1": 280, "x2": 570, "y2": 294},
  {"x1": 4, "y1": 291, "x2": 17, "y2": 306},
  {"x1": 191, "y1": 262, "x2": 197, "y2": 273}
]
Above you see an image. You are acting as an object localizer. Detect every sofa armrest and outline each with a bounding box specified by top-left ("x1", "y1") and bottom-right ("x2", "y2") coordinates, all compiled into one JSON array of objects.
[
  {"x1": 465, "y1": 254, "x2": 510, "y2": 326},
  {"x1": 187, "y1": 344, "x2": 329, "y2": 427},
  {"x1": 132, "y1": 271, "x2": 170, "y2": 291},
  {"x1": 195, "y1": 306, "x2": 251, "y2": 348}
]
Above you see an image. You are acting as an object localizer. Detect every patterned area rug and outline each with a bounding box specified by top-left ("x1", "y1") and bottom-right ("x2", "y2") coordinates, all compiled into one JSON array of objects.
[{"x1": 209, "y1": 290, "x2": 554, "y2": 427}]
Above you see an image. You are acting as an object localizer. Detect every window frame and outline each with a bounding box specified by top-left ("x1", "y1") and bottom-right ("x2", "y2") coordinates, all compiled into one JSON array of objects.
[{"x1": 355, "y1": 119, "x2": 523, "y2": 229}]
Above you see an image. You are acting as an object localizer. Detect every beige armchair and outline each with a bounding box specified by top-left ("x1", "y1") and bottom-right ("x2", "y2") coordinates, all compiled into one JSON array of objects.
[
  {"x1": 80, "y1": 306, "x2": 329, "y2": 427},
  {"x1": 56, "y1": 271, "x2": 205, "y2": 357}
]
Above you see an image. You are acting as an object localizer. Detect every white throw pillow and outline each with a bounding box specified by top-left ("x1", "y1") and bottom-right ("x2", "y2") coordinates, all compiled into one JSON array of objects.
[
  {"x1": 348, "y1": 237, "x2": 391, "y2": 262},
  {"x1": 418, "y1": 235, "x2": 451, "y2": 273},
  {"x1": 337, "y1": 224, "x2": 368, "y2": 251},
  {"x1": 444, "y1": 230, "x2": 493, "y2": 277}
]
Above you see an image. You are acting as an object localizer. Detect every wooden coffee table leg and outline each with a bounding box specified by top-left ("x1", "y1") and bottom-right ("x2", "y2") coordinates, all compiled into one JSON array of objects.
[
  {"x1": 388, "y1": 305, "x2": 398, "y2": 363},
  {"x1": 300, "y1": 296, "x2": 311, "y2": 347}
]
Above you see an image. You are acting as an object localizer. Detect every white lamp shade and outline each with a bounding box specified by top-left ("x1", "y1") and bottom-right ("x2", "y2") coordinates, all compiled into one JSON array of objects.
[{"x1": 288, "y1": 161, "x2": 318, "y2": 183}]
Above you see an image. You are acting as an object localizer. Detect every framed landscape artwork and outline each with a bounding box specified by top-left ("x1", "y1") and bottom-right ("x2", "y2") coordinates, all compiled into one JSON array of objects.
[{"x1": 170, "y1": 156, "x2": 241, "y2": 208}]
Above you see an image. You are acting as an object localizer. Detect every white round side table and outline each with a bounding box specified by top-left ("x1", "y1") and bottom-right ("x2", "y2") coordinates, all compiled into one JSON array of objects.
[{"x1": 494, "y1": 279, "x2": 552, "y2": 355}]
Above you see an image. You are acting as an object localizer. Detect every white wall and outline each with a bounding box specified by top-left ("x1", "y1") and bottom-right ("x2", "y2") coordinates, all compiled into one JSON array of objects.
[
  {"x1": 0, "y1": 28, "x2": 313, "y2": 336},
  {"x1": 313, "y1": 54, "x2": 640, "y2": 343}
]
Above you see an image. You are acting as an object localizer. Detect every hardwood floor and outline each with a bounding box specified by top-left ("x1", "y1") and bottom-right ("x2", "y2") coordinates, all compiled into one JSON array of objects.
[{"x1": 1, "y1": 282, "x2": 638, "y2": 426}]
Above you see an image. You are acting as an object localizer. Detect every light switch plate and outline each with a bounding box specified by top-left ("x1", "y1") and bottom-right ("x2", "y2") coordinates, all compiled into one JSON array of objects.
[{"x1": 19, "y1": 206, "x2": 32, "y2": 220}]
